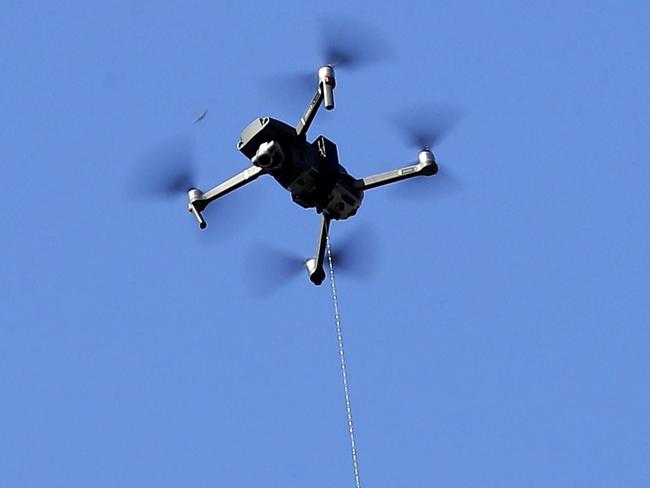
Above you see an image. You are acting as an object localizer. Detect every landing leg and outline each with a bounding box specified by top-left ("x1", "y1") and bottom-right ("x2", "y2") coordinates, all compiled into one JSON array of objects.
[{"x1": 305, "y1": 214, "x2": 331, "y2": 285}]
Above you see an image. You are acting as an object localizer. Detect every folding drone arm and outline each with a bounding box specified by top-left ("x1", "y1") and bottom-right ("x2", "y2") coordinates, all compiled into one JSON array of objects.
[
  {"x1": 352, "y1": 150, "x2": 439, "y2": 191},
  {"x1": 295, "y1": 65, "x2": 336, "y2": 138},
  {"x1": 296, "y1": 89, "x2": 323, "y2": 138},
  {"x1": 187, "y1": 165, "x2": 265, "y2": 229},
  {"x1": 304, "y1": 213, "x2": 331, "y2": 285}
]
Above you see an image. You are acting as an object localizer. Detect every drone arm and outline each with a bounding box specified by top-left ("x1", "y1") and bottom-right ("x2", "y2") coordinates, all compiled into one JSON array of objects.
[
  {"x1": 295, "y1": 66, "x2": 336, "y2": 138},
  {"x1": 296, "y1": 89, "x2": 323, "y2": 138},
  {"x1": 353, "y1": 154, "x2": 438, "y2": 191},
  {"x1": 198, "y1": 165, "x2": 265, "y2": 206},
  {"x1": 305, "y1": 213, "x2": 331, "y2": 285},
  {"x1": 187, "y1": 165, "x2": 265, "y2": 228}
]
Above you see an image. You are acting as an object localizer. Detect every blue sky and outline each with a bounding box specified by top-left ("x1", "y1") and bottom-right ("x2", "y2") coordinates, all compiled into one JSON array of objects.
[{"x1": 1, "y1": 1, "x2": 649, "y2": 486}]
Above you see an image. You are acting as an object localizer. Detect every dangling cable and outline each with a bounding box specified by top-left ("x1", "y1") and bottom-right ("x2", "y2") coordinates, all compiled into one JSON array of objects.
[{"x1": 326, "y1": 238, "x2": 362, "y2": 488}]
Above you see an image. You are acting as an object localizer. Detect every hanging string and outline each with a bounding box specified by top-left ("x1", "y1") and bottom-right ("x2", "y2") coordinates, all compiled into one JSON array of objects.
[{"x1": 326, "y1": 238, "x2": 362, "y2": 488}]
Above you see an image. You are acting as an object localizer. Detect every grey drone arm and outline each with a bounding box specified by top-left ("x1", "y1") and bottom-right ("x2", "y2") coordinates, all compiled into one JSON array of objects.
[
  {"x1": 353, "y1": 150, "x2": 438, "y2": 191},
  {"x1": 296, "y1": 89, "x2": 323, "y2": 138},
  {"x1": 296, "y1": 65, "x2": 336, "y2": 138},
  {"x1": 305, "y1": 213, "x2": 331, "y2": 285},
  {"x1": 187, "y1": 165, "x2": 265, "y2": 229}
]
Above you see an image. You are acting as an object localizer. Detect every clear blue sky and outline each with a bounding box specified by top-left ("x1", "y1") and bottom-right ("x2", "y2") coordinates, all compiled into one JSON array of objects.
[{"x1": 2, "y1": 1, "x2": 649, "y2": 486}]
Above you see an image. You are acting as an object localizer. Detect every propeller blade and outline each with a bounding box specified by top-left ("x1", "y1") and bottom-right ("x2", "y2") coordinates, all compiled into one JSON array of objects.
[
  {"x1": 318, "y1": 16, "x2": 392, "y2": 69},
  {"x1": 264, "y1": 71, "x2": 318, "y2": 110},
  {"x1": 130, "y1": 136, "x2": 196, "y2": 200},
  {"x1": 245, "y1": 222, "x2": 381, "y2": 295},
  {"x1": 392, "y1": 103, "x2": 463, "y2": 150},
  {"x1": 245, "y1": 243, "x2": 305, "y2": 297},
  {"x1": 329, "y1": 222, "x2": 381, "y2": 280},
  {"x1": 262, "y1": 17, "x2": 390, "y2": 107}
]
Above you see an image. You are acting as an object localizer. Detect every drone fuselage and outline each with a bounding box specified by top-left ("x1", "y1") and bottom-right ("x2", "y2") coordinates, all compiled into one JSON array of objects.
[{"x1": 237, "y1": 117, "x2": 363, "y2": 220}]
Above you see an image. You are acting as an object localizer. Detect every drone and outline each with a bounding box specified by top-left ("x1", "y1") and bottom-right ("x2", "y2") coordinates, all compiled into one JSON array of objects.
[
  {"x1": 185, "y1": 63, "x2": 442, "y2": 286},
  {"x1": 137, "y1": 21, "x2": 457, "y2": 287}
]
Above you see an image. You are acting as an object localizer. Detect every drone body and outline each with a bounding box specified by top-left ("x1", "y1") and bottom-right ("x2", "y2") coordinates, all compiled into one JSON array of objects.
[
  {"x1": 238, "y1": 117, "x2": 363, "y2": 219},
  {"x1": 187, "y1": 65, "x2": 439, "y2": 285}
]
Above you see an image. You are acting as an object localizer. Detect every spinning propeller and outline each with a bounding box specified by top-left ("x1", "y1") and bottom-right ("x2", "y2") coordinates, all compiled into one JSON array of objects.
[
  {"x1": 390, "y1": 103, "x2": 463, "y2": 200},
  {"x1": 131, "y1": 136, "x2": 197, "y2": 200},
  {"x1": 393, "y1": 103, "x2": 461, "y2": 151},
  {"x1": 130, "y1": 136, "x2": 259, "y2": 239},
  {"x1": 247, "y1": 223, "x2": 380, "y2": 295},
  {"x1": 317, "y1": 15, "x2": 391, "y2": 69},
  {"x1": 268, "y1": 16, "x2": 391, "y2": 101}
]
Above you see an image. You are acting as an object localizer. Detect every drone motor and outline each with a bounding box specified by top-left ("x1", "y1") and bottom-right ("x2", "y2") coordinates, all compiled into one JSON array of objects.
[
  {"x1": 318, "y1": 65, "x2": 336, "y2": 110},
  {"x1": 417, "y1": 149, "x2": 439, "y2": 175},
  {"x1": 187, "y1": 188, "x2": 207, "y2": 229}
]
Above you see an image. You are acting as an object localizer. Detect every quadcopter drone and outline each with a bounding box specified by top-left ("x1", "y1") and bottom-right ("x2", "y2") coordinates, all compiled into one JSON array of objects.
[
  {"x1": 135, "y1": 20, "x2": 457, "y2": 287},
  {"x1": 185, "y1": 64, "x2": 440, "y2": 285}
]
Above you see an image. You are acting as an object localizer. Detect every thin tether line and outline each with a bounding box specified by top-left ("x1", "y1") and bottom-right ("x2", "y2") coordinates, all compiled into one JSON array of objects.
[{"x1": 326, "y1": 238, "x2": 361, "y2": 488}]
